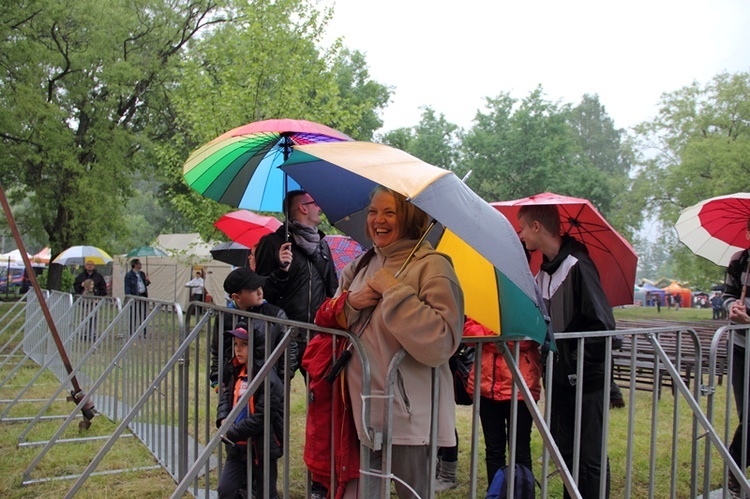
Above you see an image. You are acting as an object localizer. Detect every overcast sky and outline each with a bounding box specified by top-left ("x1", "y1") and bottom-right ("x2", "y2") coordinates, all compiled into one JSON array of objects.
[{"x1": 323, "y1": 0, "x2": 750, "y2": 133}]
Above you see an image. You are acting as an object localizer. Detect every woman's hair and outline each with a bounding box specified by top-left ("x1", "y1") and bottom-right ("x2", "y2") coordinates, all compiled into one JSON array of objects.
[{"x1": 366, "y1": 186, "x2": 430, "y2": 241}]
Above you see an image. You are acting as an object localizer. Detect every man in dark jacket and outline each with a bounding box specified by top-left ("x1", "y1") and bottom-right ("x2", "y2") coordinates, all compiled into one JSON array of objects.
[
  {"x1": 124, "y1": 259, "x2": 150, "y2": 336},
  {"x1": 518, "y1": 204, "x2": 614, "y2": 499},
  {"x1": 123, "y1": 259, "x2": 150, "y2": 297},
  {"x1": 254, "y1": 190, "x2": 338, "y2": 374},
  {"x1": 722, "y1": 232, "x2": 750, "y2": 495},
  {"x1": 73, "y1": 260, "x2": 107, "y2": 296}
]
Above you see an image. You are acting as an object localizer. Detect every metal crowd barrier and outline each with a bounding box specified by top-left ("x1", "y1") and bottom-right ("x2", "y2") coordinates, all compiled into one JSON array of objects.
[
  {"x1": 0, "y1": 291, "x2": 45, "y2": 372},
  {"x1": 707, "y1": 323, "x2": 750, "y2": 498},
  {"x1": 168, "y1": 302, "x2": 377, "y2": 499},
  {"x1": 2, "y1": 292, "x2": 748, "y2": 498},
  {"x1": 20, "y1": 295, "x2": 185, "y2": 487}
]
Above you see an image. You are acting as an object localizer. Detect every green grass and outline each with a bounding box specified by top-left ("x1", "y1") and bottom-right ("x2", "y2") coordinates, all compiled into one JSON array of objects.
[
  {"x1": 613, "y1": 304, "x2": 717, "y2": 322},
  {"x1": 0, "y1": 301, "x2": 739, "y2": 497}
]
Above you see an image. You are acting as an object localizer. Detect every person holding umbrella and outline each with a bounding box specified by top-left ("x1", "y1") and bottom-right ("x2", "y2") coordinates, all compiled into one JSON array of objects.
[
  {"x1": 722, "y1": 220, "x2": 750, "y2": 494},
  {"x1": 315, "y1": 186, "x2": 464, "y2": 498},
  {"x1": 73, "y1": 260, "x2": 107, "y2": 296},
  {"x1": 254, "y1": 190, "x2": 338, "y2": 374},
  {"x1": 517, "y1": 204, "x2": 614, "y2": 499}
]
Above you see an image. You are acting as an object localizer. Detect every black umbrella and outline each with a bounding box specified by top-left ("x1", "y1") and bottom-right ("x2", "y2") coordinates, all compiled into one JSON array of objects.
[{"x1": 210, "y1": 241, "x2": 251, "y2": 267}]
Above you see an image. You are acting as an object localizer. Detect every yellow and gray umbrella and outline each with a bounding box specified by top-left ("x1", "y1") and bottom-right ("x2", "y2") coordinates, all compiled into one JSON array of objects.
[
  {"x1": 281, "y1": 141, "x2": 546, "y2": 342},
  {"x1": 52, "y1": 245, "x2": 113, "y2": 266}
]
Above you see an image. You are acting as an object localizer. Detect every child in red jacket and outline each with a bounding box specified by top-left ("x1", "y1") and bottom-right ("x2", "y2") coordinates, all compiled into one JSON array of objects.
[{"x1": 464, "y1": 317, "x2": 542, "y2": 483}]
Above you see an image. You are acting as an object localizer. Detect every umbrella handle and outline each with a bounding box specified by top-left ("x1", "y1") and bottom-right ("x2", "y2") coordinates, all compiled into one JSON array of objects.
[
  {"x1": 394, "y1": 219, "x2": 437, "y2": 278},
  {"x1": 393, "y1": 171, "x2": 469, "y2": 278}
]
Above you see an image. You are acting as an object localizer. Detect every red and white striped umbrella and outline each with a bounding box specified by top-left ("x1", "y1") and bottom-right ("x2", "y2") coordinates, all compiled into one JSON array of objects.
[{"x1": 675, "y1": 192, "x2": 750, "y2": 266}]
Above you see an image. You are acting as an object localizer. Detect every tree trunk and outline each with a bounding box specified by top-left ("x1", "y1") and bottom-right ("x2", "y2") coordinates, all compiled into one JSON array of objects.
[{"x1": 47, "y1": 263, "x2": 64, "y2": 291}]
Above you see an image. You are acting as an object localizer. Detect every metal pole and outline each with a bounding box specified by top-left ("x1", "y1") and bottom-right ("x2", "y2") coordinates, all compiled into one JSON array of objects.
[{"x1": 0, "y1": 183, "x2": 95, "y2": 427}]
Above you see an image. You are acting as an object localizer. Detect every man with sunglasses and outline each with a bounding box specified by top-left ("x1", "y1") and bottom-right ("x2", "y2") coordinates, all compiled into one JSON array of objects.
[{"x1": 254, "y1": 190, "x2": 338, "y2": 375}]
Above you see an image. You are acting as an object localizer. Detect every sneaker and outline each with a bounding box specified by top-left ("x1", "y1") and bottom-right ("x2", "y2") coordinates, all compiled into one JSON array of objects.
[{"x1": 310, "y1": 493, "x2": 326, "y2": 499}]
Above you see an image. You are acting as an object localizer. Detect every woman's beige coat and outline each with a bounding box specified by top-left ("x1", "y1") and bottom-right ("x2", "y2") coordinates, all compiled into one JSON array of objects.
[{"x1": 337, "y1": 238, "x2": 464, "y2": 447}]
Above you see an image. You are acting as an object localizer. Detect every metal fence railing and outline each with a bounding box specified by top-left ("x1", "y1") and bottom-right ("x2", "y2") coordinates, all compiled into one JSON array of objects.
[{"x1": 1, "y1": 295, "x2": 748, "y2": 498}]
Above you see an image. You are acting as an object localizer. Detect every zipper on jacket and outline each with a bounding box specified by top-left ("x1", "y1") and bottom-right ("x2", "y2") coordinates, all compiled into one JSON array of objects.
[
  {"x1": 306, "y1": 260, "x2": 313, "y2": 323},
  {"x1": 395, "y1": 369, "x2": 412, "y2": 419}
]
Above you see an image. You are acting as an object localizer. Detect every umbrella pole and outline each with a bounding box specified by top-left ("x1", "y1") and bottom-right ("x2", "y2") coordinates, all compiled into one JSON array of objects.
[
  {"x1": 394, "y1": 170, "x2": 471, "y2": 278},
  {"x1": 395, "y1": 220, "x2": 437, "y2": 278},
  {"x1": 282, "y1": 134, "x2": 293, "y2": 242},
  {"x1": 0, "y1": 184, "x2": 96, "y2": 428}
]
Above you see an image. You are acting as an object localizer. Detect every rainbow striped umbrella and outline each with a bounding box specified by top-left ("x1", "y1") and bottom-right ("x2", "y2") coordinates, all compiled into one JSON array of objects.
[
  {"x1": 183, "y1": 119, "x2": 352, "y2": 211},
  {"x1": 281, "y1": 141, "x2": 547, "y2": 342}
]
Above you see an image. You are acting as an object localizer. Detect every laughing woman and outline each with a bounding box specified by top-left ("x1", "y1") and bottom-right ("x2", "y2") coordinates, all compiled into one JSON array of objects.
[{"x1": 315, "y1": 185, "x2": 465, "y2": 498}]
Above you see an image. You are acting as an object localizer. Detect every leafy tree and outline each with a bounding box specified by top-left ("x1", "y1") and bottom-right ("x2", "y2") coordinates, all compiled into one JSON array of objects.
[
  {"x1": 0, "y1": 0, "x2": 224, "y2": 289},
  {"x1": 632, "y1": 71, "x2": 750, "y2": 286},
  {"x1": 156, "y1": 0, "x2": 391, "y2": 239},
  {"x1": 379, "y1": 127, "x2": 414, "y2": 151},
  {"x1": 460, "y1": 86, "x2": 594, "y2": 203},
  {"x1": 566, "y1": 94, "x2": 636, "y2": 238},
  {"x1": 379, "y1": 107, "x2": 460, "y2": 170}
]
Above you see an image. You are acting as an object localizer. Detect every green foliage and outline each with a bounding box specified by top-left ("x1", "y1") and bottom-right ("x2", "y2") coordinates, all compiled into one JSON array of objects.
[
  {"x1": 459, "y1": 86, "x2": 633, "y2": 229},
  {"x1": 37, "y1": 266, "x2": 75, "y2": 292},
  {"x1": 378, "y1": 107, "x2": 460, "y2": 170},
  {"x1": 632, "y1": 71, "x2": 750, "y2": 284},
  {"x1": 0, "y1": 0, "x2": 223, "y2": 289},
  {"x1": 156, "y1": 0, "x2": 391, "y2": 237}
]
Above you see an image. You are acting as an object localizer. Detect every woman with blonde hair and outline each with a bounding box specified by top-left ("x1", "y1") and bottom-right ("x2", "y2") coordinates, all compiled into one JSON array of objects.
[{"x1": 315, "y1": 185, "x2": 464, "y2": 497}]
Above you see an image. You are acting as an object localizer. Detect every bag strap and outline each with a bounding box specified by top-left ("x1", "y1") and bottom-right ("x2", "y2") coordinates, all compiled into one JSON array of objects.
[{"x1": 352, "y1": 247, "x2": 376, "y2": 280}]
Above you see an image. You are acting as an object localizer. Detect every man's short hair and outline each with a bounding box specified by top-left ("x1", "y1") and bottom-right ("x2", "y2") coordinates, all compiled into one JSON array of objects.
[
  {"x1": 283, "y1": 190, "x2": 308, "y2": 217},
  {"x1": 130, "y1": 259, "x2": 140, "y2": 269},
  {"x1": 518, "y1": 204, "x2": 561, "y2": 236}
]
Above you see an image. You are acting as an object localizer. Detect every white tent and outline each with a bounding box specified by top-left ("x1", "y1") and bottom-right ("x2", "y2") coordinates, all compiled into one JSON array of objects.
[
  {"x1": 0, "y1": 249, "x2": 32, "y2": 265},
  {"x1": 113, "y1": 233, "x2": 233, "y2": 308},
  {"x1": 154, "y1": 233, "x2": 215, "y2": 260}
]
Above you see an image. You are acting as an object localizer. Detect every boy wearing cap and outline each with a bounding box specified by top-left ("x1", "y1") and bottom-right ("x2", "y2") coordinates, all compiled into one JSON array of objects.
[
  {"x1": 210, "y1": 268, "x2": 298, "y2": 391},
  {"x1": 216, "y1": 325, "x2": 284, "y2": 499}
]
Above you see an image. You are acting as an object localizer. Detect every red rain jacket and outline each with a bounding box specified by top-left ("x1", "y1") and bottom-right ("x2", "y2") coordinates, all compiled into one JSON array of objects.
[
  {"x1": 463, "y1": 317, "x2": 542, "y2": 402},
  {"x1": 302, "y1": 332, "x2": 359, "y2": 498}
]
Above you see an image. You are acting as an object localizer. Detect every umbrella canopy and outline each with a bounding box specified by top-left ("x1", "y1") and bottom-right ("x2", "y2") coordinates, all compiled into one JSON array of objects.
[
  {"x1": 125, "y1": 245, "x2": 168, "y2": 258},
  {"x1": 32, "y1": 247, "x2": 51, "y2": 264},
  {"x1": 491, "y1": 192, "x2": 638, "y2": 308},
  {"x1": 214, "y1": 210, "x2": 282, "y2": 249},
  {"x1": 281, "y1": 141, "x2": 547, "y2": 342},
  {"x1": 0, "y1": 249, "x2": 32, "y2": 265},
  {"x1": 183, "y1": 119, "x2": 352, "y2": 212},
  {"x1": 52, "y1": 245, "x2": 113, "y2": 266},
  {"x1": 675, "y1": 192, "x2": 750, "y2": 267},
  {"x1": 324, "y1": 234, "x2": 366, "y2": 278},
  {"x1": 210, "y1": 241, "x2": 252, "y2": 267}
]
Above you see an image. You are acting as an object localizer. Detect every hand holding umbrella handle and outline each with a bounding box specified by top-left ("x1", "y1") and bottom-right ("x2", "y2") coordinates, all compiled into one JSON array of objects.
[{"x1": 279, "y1": 242, "x2": 292, "y2": 269}]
